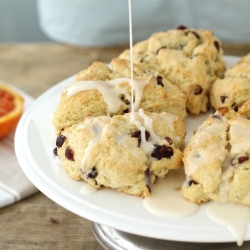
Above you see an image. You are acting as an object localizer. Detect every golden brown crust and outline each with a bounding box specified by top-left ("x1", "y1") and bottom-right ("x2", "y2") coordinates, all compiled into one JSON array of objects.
[
  {"x1": 210, "y1": 52, "x2": 250, "y2": 117},
  {"x1": 119, "y1": 28, "x2": 225, "y2": 115},
  {"x1": 182, "y1": 104, "x2": 250, "y2": 206},
  {"x1": 53, "y1": 58, "x2": 187, "y2": 134},
  {"x1": 239, "y1": 100, "x2": 250, "y2": 117}
]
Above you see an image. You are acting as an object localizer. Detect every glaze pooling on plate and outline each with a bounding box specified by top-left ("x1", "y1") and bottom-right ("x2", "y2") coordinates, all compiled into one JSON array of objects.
[
  {"x1": 206, "y1": 202, "x2": 250, "y2": 246},
  {"x1": 143, "y1": 168, "x2": 199, "y2": 218}
]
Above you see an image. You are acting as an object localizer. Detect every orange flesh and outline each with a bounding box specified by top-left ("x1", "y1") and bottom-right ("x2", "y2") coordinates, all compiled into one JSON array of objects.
[{"x1": 0, "y1": 89, "x2": 15, "y2": 116}]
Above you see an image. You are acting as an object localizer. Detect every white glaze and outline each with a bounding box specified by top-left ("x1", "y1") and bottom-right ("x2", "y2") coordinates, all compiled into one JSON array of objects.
[
  {"x1": 139, "y1": 126, "x2": 155, "y2": 155},
  {"x1": 220, "y1": 156, "x2": 234, "y2": 202},
  {"x1": 77, "y1": 116, "x2": 112, "y2": 130},
  {"x1": 109, "y1": 78, "x2": 151, "y2": 112},
  {"x1": 80, "y1": 184, "x2": 97, "y2": 194},
  {"x1": 151, "y1": 112, "x2": 178, "y2": 132},
  {"x1": 184, "y1": 116, "x2": 228, "y2": 176},
  {"x1": 128, "y1": 0, "x2": 134, "y2": 119},
  {"x1": 129, "y1": 110, "x2": 160, "y2": 156},
  {"x1": 150, "y1": 112, "x2": 180, "y2": 146},
  {"x1": 229, "y1": 117, "x2": 250, "y2": 156},
  {"x1": 138, "y1": 109, "x2": 160, "y2": 142},
  {"x1": 78, "y1": 115, "x2": 148, "y2": 171},
  {"x1": 80, "y1": 117, "x2": 111, "y2": 172},
  {"x1": 143, "y1": 168, "x2": 199, "y2": 218},
  {"x1": 66, "y1": 77, "x2": 150, "y2": 116},
  {"x1": 67, "y1": 80, "x2": 129, "y2": 115},
  {"x1": 115, "y1": 130, "x2": 148, "y2": 163},
  {"x1": 54, "y1": 156, "x2": 62, "y2": 165},
  {"x1": 206, "y1": 202, "x2": 250, "y2": 246}
]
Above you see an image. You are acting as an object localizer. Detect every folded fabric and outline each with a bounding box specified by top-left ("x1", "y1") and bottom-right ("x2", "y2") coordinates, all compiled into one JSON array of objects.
[{"x1": 0, "y1": 82, "x2": 38, "y2": 208}]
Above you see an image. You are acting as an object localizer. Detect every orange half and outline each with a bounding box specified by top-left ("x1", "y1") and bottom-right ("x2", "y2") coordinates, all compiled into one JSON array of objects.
[{"x1": 0, "y1": 82, "x2": 24, "y2": 138}]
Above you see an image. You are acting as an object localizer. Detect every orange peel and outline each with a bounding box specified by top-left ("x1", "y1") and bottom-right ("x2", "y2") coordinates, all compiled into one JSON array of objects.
[{"x1": 0, "y1": 82, "x2": 24, "y2": 138}]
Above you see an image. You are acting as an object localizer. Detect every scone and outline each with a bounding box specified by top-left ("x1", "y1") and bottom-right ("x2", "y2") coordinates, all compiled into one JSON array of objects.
[
  {"x1": 54, "y1": 110, "x2": 186, "y2": 198},
  {"x1": 182, "y1": 105, "x2": 250, "y2": 206},
  {"x1": 119, "y1": 26, "x2": 226, "y2": 115},
  {"x1": 210, "y1": 53, "x2": 250, "y2": 117},
  {"x1": 52, "y1": 58, "x2": 187, "y2": 134}
]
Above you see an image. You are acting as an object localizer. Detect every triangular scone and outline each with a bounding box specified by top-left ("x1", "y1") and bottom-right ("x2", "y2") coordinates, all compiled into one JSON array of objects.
[
  {"x1": 119, "y1": 26, "x2": 225, "y2": 115},
  {"x1": 182, "y1": 105, "x2": 250, "y2": 206},
  {"x1": 54, "y1": 111, "x2": 186, "y2": 198},
  {"x1": 210, "y1": 53, "x2": 250, "y2": 118},
  {"x1": 52, "y1": 58, "x2": 186, "y2": 134}
]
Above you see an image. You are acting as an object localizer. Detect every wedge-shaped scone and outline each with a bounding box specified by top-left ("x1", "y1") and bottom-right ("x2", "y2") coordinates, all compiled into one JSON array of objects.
[
  {"x1": 52, "y1": 58, "x2": 186, "y2": 134},
  {"x1": 55, "y1": 110, "x2": 186, "y2": 198},
  {"x1": 182, "y1": 105, "x2": 250, "y2": 206},
  {"x1": 210, "y1": 53, "x2": 250, "y2": 118},
  {"x1": 119, "y1": 26, "x2": 225, "y2": 115}
]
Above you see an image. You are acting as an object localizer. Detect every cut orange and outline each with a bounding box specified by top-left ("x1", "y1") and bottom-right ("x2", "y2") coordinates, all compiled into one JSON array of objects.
[{"x1": 0, "y1": 82, "x2": 24, "y2": 138}]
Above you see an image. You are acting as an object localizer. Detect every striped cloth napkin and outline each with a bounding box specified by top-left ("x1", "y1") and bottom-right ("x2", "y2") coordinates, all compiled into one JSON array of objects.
[{"x1": 0, "y1": 83, "x2": 38, "y2": 208}]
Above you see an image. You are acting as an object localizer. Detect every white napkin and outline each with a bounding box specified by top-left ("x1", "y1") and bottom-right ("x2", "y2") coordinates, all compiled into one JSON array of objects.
[{"x1": 0, "y1": 83, "x2": 38, "y2": 208}]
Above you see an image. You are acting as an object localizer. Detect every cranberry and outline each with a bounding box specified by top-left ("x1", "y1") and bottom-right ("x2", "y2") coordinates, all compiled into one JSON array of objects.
[
  {"x1": 56, "y1": 135, "x2": 66, "y2": 148},
  {"x1": 151, "y1": 145, "x2": 173, "y2": 160},
  {"x1": 212, "y1": 115, "x2": 221, "y2": 120},
  {"x1": 189, "y1": 180, "x2": 198, "y2": 186},
  {"x1": 88, "y1": 167, "x2": 98, "y2": 178},
  {"x1": 220, "y1": 96, "x2": 228, "y2": 103},
  {"x1": 177, "y1": 25, "x2": 188, "y2": 30},
  {"x1": 238, "y1": 156, "x2": 249, "y2": 164},
  {"x1": 190, "y1": 31, "x2": 200, "y2": 39},
  {"x1": 53, "y1": 147, "x2": 58, "y2": 156},
  {"x1": 230, "y1": 158, "x2": 235, "y2": 166},
  {"x1": 132, "y1": 130, "x2": 150, "y2": 146},
  {"x1": 120, "y1": 95, "x2": 130, "y2": 105},
  {"x1": 157, "y1": 75, "x2": 164, "y2": 87},
  {"x1": 165, "y1": 137, "x2": 173, "y2": 145},
  {"x1": 186, "y1": 30, "x2": 200, "y2": 39},
  {"x1": 65, "y1": 147, "x2": 74, "y2": 161},
  {"x1": 132, "y1": 130, "x2": 141, "y2": 140},
  {"x1": 177, "y1": 44, "x2": 185, "y2": 50},
  {"x1": 194, "y1": 85, "x2": 203, "y2": 95},
  {"x1": 214, "y1": 41, "x2": 220, "y2": 51},
  {"x1": 231, "y1": 103, "x2": 239, "y2": 112},
  {"x1": 59, "y1": 128, "x2": 64, "y2": 134},
  {"x1": 144, "y1": 168, "x2": 151, "y2": 192},
  {"x1": 156, "y1": 46, "x2": 166, "y2": 54},
  {"x1": 122, "y1": 108, "x2": 129, "y2": 114},
  {"x1": 231, "y1": 156, "x2": 249, "y2": 165},
  {"x1": 145, "y1": 131, "x2": 150, "y2": 140}
]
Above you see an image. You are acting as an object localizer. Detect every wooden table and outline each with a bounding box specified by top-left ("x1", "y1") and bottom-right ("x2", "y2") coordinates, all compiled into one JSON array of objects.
[{"x1": 0, "y1": 43, "x2": 250, "y2": 250}]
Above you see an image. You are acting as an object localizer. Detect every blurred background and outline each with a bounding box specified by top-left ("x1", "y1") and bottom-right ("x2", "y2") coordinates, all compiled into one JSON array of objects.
[
  {"x1": 1, "y1": 0, "x2": 250, "y2": 47},
  {"x1": 0, "y1": 0, "x2": 51, "y2": 43}
]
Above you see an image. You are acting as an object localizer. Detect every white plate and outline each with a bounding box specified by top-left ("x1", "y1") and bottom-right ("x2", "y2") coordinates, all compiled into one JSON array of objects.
[{"x1": 15, "y1": 56, "x2": 245, "y2": 243}]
